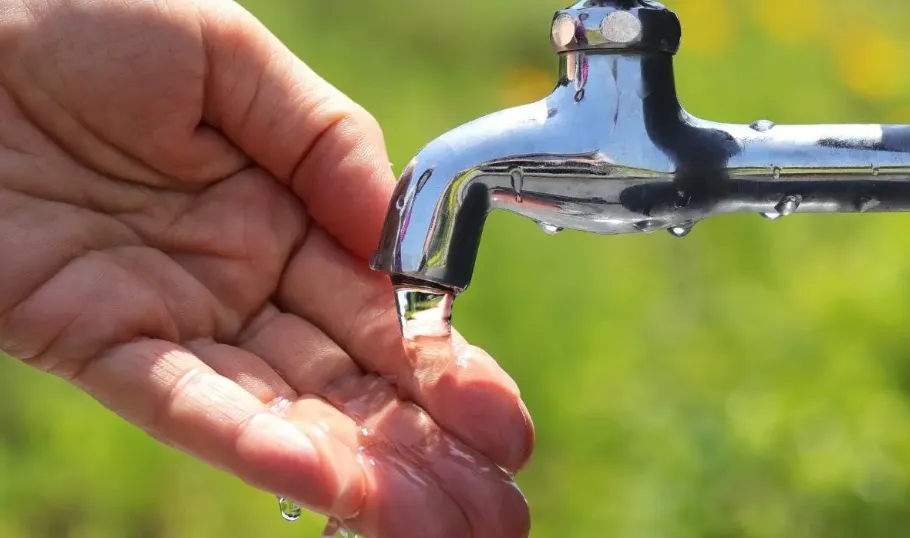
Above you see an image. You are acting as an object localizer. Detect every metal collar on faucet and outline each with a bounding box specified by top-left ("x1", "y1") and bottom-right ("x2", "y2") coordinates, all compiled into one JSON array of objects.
[
  {"x1": 551, "y1": 1, "x2": 680, "y2": 55},
  {"x1": 371, "y1": 0, "x2": 910, "y2": 295}
]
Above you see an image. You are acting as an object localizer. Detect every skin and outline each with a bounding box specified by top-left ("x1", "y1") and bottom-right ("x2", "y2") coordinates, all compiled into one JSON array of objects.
[{"x1": 0, "y1": 1, "x2": 535, "y2": 537}]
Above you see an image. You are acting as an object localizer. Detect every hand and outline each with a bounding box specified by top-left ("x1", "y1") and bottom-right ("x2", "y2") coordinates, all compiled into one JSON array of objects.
[{"x1": 0, "y1": 1, "x2": 534, "y2": 536}]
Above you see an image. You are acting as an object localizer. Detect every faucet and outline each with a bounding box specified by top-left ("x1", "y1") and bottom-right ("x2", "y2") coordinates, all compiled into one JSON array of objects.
[{"x1": 371, "y1": 0, "x2": 910, "y2": 297}]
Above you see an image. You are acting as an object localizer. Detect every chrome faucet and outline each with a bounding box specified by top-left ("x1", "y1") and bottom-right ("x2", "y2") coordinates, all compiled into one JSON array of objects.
[{"x1": 371, "y1": 0, "x2": 910, "y2": 297}]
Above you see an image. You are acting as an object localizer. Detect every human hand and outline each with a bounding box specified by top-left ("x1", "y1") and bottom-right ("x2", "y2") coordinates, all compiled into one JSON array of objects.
[{"x1": 0, "y1": 1, "x2": 534, "y2": 536}]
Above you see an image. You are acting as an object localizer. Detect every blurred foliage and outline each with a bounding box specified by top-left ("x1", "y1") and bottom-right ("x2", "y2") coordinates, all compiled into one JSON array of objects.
[{"x1": 3, "y1": 0, "x2": 910, "y2": 537}]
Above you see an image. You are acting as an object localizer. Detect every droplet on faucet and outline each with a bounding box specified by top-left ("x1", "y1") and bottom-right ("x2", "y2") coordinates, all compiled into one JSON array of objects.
[
  {"x1": 760, "y1": 194, "x2": 801, "y2": 220},
  {"x1": 857, "y1": 196, "x2": 881, "y2": 213},
  {"x1": 633, "y1": 219, "x2": 665, "y2": 233},
  {"x1": 761, "y1": 194, "x2": 801, "y2": 220},
  {"x1": 668, "y1": 222, "x2": 694, "y2": 238},
  {"x1": 775, "y1": 194, "x2": 802, "y2": 217},
  {"x1": 538, "y1": 222, "x2": 563, "y2": 235},
  {"x1": 749, "y1": 119, "x2": 776, "y2": 132}
]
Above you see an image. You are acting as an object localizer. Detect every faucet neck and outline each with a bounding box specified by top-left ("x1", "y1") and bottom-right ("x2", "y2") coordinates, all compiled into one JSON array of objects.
[{"x1": 554, "y1": 51, "x2": 683, "y2": 135}]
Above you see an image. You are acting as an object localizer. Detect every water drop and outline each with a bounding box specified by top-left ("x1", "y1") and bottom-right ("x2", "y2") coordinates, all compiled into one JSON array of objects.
[
  {"x1": 775, "y1": 194, "x2": 802, "y2": 217},
  {"x1": 668, "y1": 222, "x2": 693, "y2": 238},
  {"x1": 277, "y1": 497, "x2": 302, "y2": 522},
  {"x1": 858, "y1": 196, "x2": 881, "y2": 213},
  {"x1": 538, "y1": 222, "x2": 563, "y2": 235},
  {"x1": 394, "y1": 287, "x2": 454, "y2": 341},
  {"x1": 510, "y1": 169, "x2": 524, "y2": 203},
  {"x1": 749, "y1": 119, "x2": 776, "y2": 132},
  {"x1": 771, "y1": 166, "x2": 782, "y2": 179}
]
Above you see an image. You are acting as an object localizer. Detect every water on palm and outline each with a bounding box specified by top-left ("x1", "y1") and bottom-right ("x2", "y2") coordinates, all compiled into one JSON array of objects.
[{"x1": 277, "y1": 286, "x2": 455, "y2": 537}]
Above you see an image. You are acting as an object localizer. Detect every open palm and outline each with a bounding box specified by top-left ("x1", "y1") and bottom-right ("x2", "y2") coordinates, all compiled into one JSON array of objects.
[{"x1": 0, "y1": 1, "x2": 534, "y2": 536}]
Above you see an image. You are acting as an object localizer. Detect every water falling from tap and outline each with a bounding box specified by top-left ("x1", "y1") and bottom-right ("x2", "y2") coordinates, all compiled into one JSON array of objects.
[{"x1": 394, "y1": 285, "x2": 455, "y2": 341}]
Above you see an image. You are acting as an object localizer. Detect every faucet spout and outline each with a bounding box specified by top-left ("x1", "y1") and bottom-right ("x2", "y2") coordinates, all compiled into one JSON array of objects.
[
  {"x1": 372, "y1": 49, "x2": 679, "y2": 292},
  {"x1": 371, "y1": 98, "x2": 560, "y2": 293},
  {"x1": 371, "y1": 0, "x2": 910, "y2": 295}
]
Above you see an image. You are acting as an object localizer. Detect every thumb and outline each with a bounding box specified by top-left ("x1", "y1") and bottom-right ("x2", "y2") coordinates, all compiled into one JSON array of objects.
[{"x1": 198, "y1": 2, "x2": 395, "y2": 259}]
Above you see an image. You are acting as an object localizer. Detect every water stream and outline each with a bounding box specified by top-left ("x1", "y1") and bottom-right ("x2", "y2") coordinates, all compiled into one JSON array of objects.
[{"x1": 394, "y1": 285, "x2": 454, "y2": 341}]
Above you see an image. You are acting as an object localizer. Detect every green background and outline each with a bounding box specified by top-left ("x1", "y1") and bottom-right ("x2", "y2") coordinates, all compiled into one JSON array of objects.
[{"x1": 3, "y1": 0, "x2": 910, "y2": 536}]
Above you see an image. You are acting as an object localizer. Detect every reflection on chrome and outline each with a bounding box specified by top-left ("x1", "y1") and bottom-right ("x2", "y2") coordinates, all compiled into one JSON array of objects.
[{"x1": 372, "y1": 0, "x2": 910, "y2": 295}]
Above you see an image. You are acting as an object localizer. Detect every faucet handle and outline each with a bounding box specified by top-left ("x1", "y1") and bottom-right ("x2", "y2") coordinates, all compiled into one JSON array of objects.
[{"x1": 552, "y1": 0, "x2": 681, "y2": 55}]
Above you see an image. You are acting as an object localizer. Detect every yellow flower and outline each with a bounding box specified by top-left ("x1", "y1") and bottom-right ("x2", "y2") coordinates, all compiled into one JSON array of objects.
[
  {"x1": 834, "y1": 26, "x2": 908, "y2": 101},
  {"x1": 665, "y1": 0, "x2": 735, "y2": 55},
  {"x1": 747, "y1": 0, "x2": 828, "y2": 47}
]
